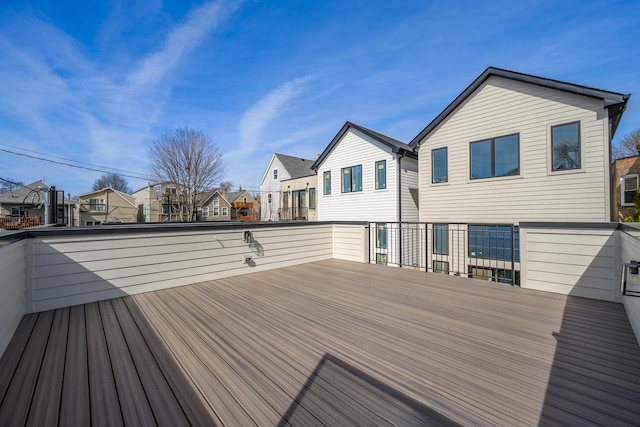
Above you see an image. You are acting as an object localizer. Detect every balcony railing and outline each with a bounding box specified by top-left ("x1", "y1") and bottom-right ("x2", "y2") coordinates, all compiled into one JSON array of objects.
[
  {"x1": 278, "y1": 207, "x2": 308, "y2": 221},
  {"x1": 0, "y1": 216, "x2": 41, "y2": 230}
]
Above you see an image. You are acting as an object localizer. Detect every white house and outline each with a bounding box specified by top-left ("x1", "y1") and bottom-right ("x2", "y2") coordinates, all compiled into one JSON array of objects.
[
  {"x1": 259, "y1": 153, "x2": 315, "y2": 221},
  {"x1": 311, "y1": 122, "x2": 419, "y2": 266},
  {"x1": 410, "y1": 67, "x2": 630, "y2": 224},
  {"x1": 312, "y1": 121, "x2": 418, "y2": 222},
  {"x1": 408, "y1": 67, "x2": 629, "y2": 282}
]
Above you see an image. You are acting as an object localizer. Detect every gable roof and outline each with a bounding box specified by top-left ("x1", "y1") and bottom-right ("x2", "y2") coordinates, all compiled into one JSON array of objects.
[
  {"x1": 274, "y1": 153, "x2": 316, "y2": 179},
  {"x1": 199, "y1": 190, "x2": 230, "y2": 206},
  {"x1": 409, "y1": 67, "x2": 631, "y2": 148},
  {"x1": 225, "y1": 189, "x2": 255, "y2": 203},
  {"x1": 311, "y1": 121, "x2": 415, "y2": 171},
  {"x1": 0, "y1": 181, "x2": 48, "y2": 205},
  {"x1": 77, "y1": 187, "x2": 136, "y2": 208}
]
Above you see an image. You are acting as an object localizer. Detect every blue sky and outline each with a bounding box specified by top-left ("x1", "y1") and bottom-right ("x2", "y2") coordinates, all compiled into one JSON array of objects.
[{"x1": 0, "y1": 0, "x2": 639, "y2": 197}]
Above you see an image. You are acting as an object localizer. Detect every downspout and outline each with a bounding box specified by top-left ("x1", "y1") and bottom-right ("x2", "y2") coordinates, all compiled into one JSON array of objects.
[{"x1": 398, "y1": 151, "x2": 405, "y2": 266}]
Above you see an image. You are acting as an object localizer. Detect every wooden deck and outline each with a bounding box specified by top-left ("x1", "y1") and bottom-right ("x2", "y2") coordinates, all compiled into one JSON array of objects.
[{"x1": 1, "y1": 259, "x2": 640, "y2": 426}]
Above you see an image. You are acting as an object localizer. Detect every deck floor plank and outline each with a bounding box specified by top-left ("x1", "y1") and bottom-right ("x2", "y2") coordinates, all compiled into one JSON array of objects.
[
  {"x1": 59, "y1": 304, "x2": 90, "y2": 427},
  {"x1": 1, "y1": 260, "x2": 640, "y2": 426},
  {"x1": 26, "y1": 307, "x2": 69, "y2": 426},
  {"x1": 0, "y1": 313, "x2": 38, "y2": 404},
  {"x1": 0, "y1": 310, "x2": 53, "y2": 426}
]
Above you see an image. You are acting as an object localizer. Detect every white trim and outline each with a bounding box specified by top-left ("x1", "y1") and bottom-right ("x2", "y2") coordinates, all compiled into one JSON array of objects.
[{"x1": 621, "y1": 174, "x2": 639, "y2": 207}]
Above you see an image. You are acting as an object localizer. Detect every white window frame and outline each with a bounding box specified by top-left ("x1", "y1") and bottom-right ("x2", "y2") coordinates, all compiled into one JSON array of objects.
[
  {"x1": 274, "y1": 169, "x2": 279, "y2": 180},
  {"x1": 621, "y1": 174, "x2": 639, "y2": 207},
  {"x1": 222, "y1": 207, "x2": 228, "y2": 216},
  {"x1": 202, "y1": 206, "x2": 209, "y2": 217},
  {"x1": 213, "y1": 207, "x2": 219, "y2": 216}
]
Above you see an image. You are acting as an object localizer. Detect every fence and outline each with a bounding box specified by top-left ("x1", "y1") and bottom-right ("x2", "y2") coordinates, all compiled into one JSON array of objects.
[{"x1": 368, "y1": 222, "x2": 520, "y2": 285}]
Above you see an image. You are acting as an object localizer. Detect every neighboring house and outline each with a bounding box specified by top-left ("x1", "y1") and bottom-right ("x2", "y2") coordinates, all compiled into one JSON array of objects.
[
  {"x1": 280, "y1": 175, "x2": 318, "y2": 221},
  {"x1": 260, "y1": 153, "x2": 316, "y2": 221},
  {"x1": 407, "y1": 67, "x2": 629, "y2": 281},
  {"x1": 0, "y1": 181, "x2": 75, "y2": 228},
  {"x1": 78, "y1": 187, "x2": 137, "y2": 226},
  {"x1": 410, "y1": 66, "x2": 630, "y2": 224},
  {"x1": 311, "y1": 121, "x2": 419, "y2": 223},
  {"x1": 132, "y1": 182, "x2": 188, "y2": 222},
  {"x1": 612, "y1": 155, "x2": 640, "y2": 221},
  {"x1": 199, "y1": 190, "x2": 232, "y2": 221},
  {"x1": 225, "y1": 189, "x2": 259, "y2": 221}
]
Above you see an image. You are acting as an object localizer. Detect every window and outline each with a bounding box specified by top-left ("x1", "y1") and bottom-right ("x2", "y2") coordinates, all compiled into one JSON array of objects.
[
  {"x1": 433, "y1": 224, "x2": 448, "y2": 255},
  {"x1": 433, "y1": 260, "x2": 449, "y2": 274},
  {"x1": 341, "y1": 165, "x2": 362, "y2": 193},
  {"x1": 622, "y1": 174, "x2": 639, "y2": 206},
  {"x1": 273, "y1": 169, "x2": 278, "y2": 180},
  {"x1": 202, "y1": 206, "x2": 209, "y2": 217},
  {"x1": 213, "y1": 207, "x2": 219, "y2": 216},
  {"x1": 268, "y1": 193, "x2": 272, "y2": 204},
  {"x1": 432, "y1": 148, "x2": 448, "y2": 183},
  {"x1": 153, "y1": 185, "x2": 161, "y2": 200},
  {"x1": 375, "y1": 160, "x2": 386, "y2": 189},
  {"x1": 552, "y1": 122, "x2": 580, "y2": 171},
  {"x1": 323, "y1": 171, "x2": 331, "y2": 195},
  {"x1": 10, "y1": 207, "x2": 24, "y2": 217},
  {"x1": 376, "y1": 253, "x2": 387, "y2": 265},
  {"x1": 469, "y1": 225, "x2": 520, "y2": 262},
  {"x1": 213, "y1": 197, "x2": 219, "y2": 207},
  {"x1": 85, "y1": 221, "x2": 101, "y2": 226},
  {"x1": 470, "y1": 134, "x2": 519, "y2": 179},
  {"x1": 89, "y1": 198, "x2": 105, "y2": 212},
  {"x1": 309, "y1": 188, "x2": 316, "y2": 209},
  {"x1": 222, "y1": 207, "x2": 228, "y2": 216},
  {"x1": 376, "y1": 223, "x2": 387, "y2": 249},
  {"x1": 283, "y1": 192, "x2": 289, "y2": 208}
]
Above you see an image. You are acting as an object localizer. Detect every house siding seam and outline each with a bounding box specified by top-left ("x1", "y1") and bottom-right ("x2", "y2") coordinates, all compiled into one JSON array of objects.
[{"x1": 418, "y1": 76, "x2": 610, "y2": 223}]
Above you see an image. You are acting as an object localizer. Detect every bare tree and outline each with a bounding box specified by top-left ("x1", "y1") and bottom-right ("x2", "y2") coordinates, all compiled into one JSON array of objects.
[
  {"x1": 92, "y1": 173, "x2": 132, "y2": 193},
  {"x1": 613, "y1": 128, "x2": 640, "y2": 159},
  {"x1": 217, "y1": 181, "x2": 233, "y2": 193},
  {"x1": 0, "y1": 177, "x2": 24, "y2": 194},
  {"x1": 148, "y1": 127, "x2": 225, "y2": 221}
]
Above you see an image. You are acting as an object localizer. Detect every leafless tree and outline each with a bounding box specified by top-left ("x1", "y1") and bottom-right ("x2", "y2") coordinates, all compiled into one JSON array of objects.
[
  {"x1": 553, "y1": 140, "x2": 580, "y2": 170},
  {"x1": 148, "y1": 127, "x2": 225, "y2": 221},
  {"x1": 217, "y1": 181, "x2": 233, "y2": 193},
  {"x1": 613, "y1": 128, "x2": 640, "y2": 159},
  {"x1": 92, "y1": 173, "x2": 132, "y2": 193}
]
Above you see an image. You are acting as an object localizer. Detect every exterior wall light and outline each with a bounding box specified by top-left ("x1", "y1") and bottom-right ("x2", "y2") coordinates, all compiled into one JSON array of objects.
[{"x1": 622, "y1": 260, "x2": 640, "y2": 296}]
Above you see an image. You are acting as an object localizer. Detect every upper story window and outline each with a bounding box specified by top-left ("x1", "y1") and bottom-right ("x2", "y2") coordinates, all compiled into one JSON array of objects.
[
  {"x1": 153, "y1": 185, "x2": 161, "y2": 200},
  {"x1": 470, "y1": 134, "x2": 519, "y2": 179},
  {"x1": 309, "y1": 188, "x2": 316, "y2": 209},
  {"x1": 622, "y1": 174, "x2": 639, "y2": 206},
  {"x1": 202, "y1": 206, "x2": 209, "y2": 217},
  {"x1": 89, "y1": 198, "x2": 106, "y2": 212},
  {"x1": 432, "y1": 148, "x2": 448, "y2": 183},
  {"x1": 268, "y1": 193, "x2": 272, "y2": 203},
  {"x1": 551, "y1": 121, "x2": 581, "y2": 171},
  {"x1": 375, "y1": 160, "x2": 386, "y2": 190},
  {"x1": 341, "y1": 165, "x2": 362, "y2": 193},
  {"x1": 273, "y1": 169, "x2": 278, "y2": 180},
  {"x1": 213, "y1": 197, "x2": 219, "y2": 207},
  {"x1": 323, "y1": 171, "x2": 331, "y2": 195}
]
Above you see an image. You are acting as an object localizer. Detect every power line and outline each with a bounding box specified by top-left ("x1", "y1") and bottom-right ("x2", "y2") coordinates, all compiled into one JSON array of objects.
[
  {"x1": 0, "y1": 147, "x2": 152, "y2": 181},
  {"x1": 0, "y1": 143, "x2": 144, "y2": 176}
]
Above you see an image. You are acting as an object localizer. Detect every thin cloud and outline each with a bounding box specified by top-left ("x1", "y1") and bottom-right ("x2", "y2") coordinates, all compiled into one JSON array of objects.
[{"x1": 239, "y1": 77, "x2": 312, "y2": 154}]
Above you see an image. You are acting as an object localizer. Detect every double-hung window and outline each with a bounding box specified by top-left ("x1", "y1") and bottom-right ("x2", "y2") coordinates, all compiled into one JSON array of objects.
[
  {"x1": 551, "y1": 122, "x2": 580, "y2": 171},
  {"x1": 341, "y1": 165, "x2": 362, "y2": 193},
  {"x1": 89, "y1": 198, "x2": 106, "y2": 212},
  {"x1": 470, "y1": 134, "x2": 519, "y2": 179},
  {"x1": 202, "y1": 206, "x2": 209, "y2": 218},
  {"x1": 622, "y1": 174, "x2": 639, "y2": 206},
  {"x1": 323, "y1": 171, "x2": 331, "y2": 195},
  {"x1": 433, "y1": 224, "x2": 449, "y2": 255},
  {"x1": 375, "y1": 160, "x2": 386, "y2": 189},
  {"x1": 432, "y1": 148, "x2": 448, "y2": 183}
]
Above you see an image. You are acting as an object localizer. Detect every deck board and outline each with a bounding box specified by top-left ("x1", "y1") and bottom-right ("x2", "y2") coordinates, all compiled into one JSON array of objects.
[{"x1": 1, "y1": 259, "x2": 640, "y2": 426}]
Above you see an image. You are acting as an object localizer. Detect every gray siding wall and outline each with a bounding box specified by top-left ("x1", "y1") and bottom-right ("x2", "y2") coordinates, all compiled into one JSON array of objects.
[
  {"x1": 417, "y1": 76, "x2": 611, "y2": 223},
  {"x1": 22, "y1": 223, "x2": 369, "y2": 313},
  {"x1": 0, "y1": 240, "x2": 26, "y2": 357},
  {"x1": 520, "y1": 224, "x2": 621, "y2": 302},
  {"x1": 26, "y1": 224, "x2": 334, "y2": 312}
]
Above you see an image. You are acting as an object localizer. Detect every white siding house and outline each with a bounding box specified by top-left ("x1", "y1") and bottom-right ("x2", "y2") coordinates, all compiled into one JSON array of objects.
[
  {"x1": 411, "y1": 67, "x2": 630, "y2": 224},
  {"x1": 259, "y1": 153, "x2": 315, "y2": 221},
  {"x1": 312, "y1": 122, "x2": 418, "y2": 223}
]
